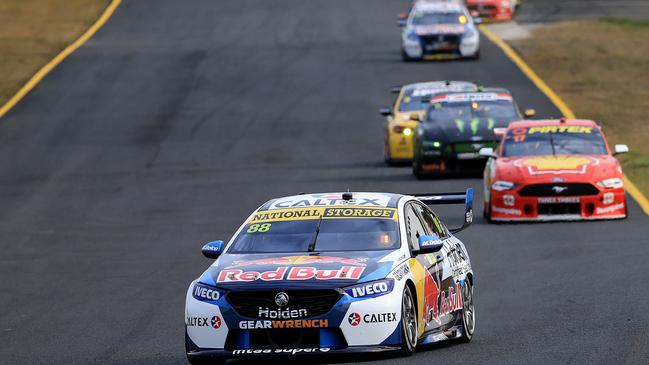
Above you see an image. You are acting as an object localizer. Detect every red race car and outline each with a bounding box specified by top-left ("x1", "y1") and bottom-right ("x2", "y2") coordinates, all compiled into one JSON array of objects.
[
  {"x1": 465, "y1": 0, "x2": 518, "y2": 22},
  {"x1": 481, "y1": 119, "x2": 630, "y2": 222}
]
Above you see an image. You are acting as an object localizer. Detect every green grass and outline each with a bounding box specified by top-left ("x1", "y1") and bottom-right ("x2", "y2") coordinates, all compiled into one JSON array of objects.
[
  {"x1": 511, "y1": 19, "x2": 649, "y2": 196},
  {"x1": 0, "y1": 0, "x2": 109, "y2": 106}
]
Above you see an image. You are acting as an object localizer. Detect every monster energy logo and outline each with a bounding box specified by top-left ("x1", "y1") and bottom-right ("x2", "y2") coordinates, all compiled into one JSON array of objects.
[{"x1": 454, "y1": 118, "x2": 496, "y2": 135}]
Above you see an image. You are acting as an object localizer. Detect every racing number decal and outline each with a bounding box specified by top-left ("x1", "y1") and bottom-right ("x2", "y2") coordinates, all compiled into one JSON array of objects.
[{"x1": 247, "y1": 223, "x2": 272, "y2": 233}]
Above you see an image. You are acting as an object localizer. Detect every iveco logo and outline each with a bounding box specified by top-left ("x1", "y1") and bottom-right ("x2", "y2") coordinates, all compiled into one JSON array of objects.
[
  {"x1": 274, "y1": 292, "x2": 289, "y2": 307},
  {"x1": 552, "y1": 186, "x2": 568, "y2": 194}
]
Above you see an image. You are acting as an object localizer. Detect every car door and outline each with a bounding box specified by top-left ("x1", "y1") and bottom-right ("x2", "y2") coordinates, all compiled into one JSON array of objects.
[{"x1": 412, "y1": 203, "x2": 466, "y2": 330}]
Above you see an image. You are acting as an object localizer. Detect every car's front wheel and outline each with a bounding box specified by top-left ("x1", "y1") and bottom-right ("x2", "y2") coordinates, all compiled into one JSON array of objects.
[
  {"x1": 400, "y1": 285, "x2": 418, "y2": 355},
  {"x1": 459, "y1": 280, "x2": 475, "y2": 343}
]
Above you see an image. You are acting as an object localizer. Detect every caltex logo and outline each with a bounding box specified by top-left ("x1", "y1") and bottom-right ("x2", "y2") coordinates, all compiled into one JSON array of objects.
[
  {"x1": 211, "y1": 315, "x2": 222, "y2": 329},
  {"x1": 348, "y1": 313, "x2": 361, "y2": 326}
]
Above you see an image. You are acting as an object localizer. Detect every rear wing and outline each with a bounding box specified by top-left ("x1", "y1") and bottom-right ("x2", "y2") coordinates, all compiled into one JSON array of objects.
[{"x1": 412, "y1": 188, "x2": 473, "y2": 234}]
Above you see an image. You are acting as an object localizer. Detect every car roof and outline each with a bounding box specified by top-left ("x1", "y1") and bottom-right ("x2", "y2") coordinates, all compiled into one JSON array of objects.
[
  {"x1": 258, "y1": 192, "x2": 405, "y2": 211},
  {"x1": 508, "y1": 119, "x2": 600, "y2": 129},
  {"x1": 413, "y1": 2, "x2": 464, "y2": 12}
]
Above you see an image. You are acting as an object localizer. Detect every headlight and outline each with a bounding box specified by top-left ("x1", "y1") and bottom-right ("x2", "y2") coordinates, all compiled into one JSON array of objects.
[
  {"x1": 422, "y1": 140, "x2": 442, "y2": 150},
  {"x1": 344, "y1": 279, "x2": 394, "y2": 299},
  {"x1": 406, "y1": 31, "x2": 419, "y2": 41},
  {"x1": 598, "y1": 178, "x2": 624, "y2": 189},
  {"x1": 403, "y1": 128, "x2": 413, "y2": 136},
  {"x1": 492, "y1": 180, "x2": 517, "y2": 191}
]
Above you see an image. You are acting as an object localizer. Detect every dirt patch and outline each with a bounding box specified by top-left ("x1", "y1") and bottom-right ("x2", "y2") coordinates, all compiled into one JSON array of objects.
[{"x1": 510, "y1": 19, "x2": 649, "y2": 196}]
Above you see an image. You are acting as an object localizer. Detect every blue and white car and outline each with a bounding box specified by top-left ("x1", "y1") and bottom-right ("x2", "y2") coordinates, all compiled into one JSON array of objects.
[
  {"x1": 400, "y1": 2, "x2": 481, "y2": 61},
  {"x1": 185, "y1": 191, "x2": 476, "y2": 364}
]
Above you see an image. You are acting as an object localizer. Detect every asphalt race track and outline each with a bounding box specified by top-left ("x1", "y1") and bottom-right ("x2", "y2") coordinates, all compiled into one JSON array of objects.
[{"x1": 0, "y1": 1, "x2": 648, "y2": 364}]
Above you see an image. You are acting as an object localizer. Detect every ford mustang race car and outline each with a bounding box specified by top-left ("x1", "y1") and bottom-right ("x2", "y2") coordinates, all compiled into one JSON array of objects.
[
  {"x1": 480, "y1": 119, "x2": 629, "y2": 221},
  {"x1": 400, "y1": 1, "x2": 480, "y2": 61},
  {"x1": 412, "y1": 89, "x2": 535, "y2": 178},
  {"x1": 466, "y1": 0, "x2": 518, "y2": 22},
  {"x1": 380, "y1": 81, "x2": 478, "y2": 164},
  {"x1": 185, "y1": 191, "x2": 476, "y2": 364}
]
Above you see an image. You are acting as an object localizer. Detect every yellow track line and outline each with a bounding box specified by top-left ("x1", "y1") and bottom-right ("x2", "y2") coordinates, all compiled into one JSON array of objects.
[
  {"x1": 0, "y1": 0, "x2": 122, "y2": 119},
  {"x1": 480, "y1": 25, "x2": 649, "y2": 216}
]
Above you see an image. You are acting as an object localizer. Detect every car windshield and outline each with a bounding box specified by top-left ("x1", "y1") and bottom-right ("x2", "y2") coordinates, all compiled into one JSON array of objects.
[
  {"x1": 412, "y1": 11, "x2": 464, "y2": 25},
  {"x1": 399, "y1": 85, "x2": 475, "y2": 112},
  {"x1": 425, "y1": 99, "x2": 520, "y2": 130},
  {"x1": 503, "y1": 125, "x2": 608, "y2": 157},
  {"x1": 228, "y1": 210, "x2": 400, "y2": 254}
]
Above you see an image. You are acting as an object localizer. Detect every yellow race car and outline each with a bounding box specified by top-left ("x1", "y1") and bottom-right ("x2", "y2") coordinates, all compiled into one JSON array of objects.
[{"x1": 380, "y1": 81, "x2": 478, "y2": 164}]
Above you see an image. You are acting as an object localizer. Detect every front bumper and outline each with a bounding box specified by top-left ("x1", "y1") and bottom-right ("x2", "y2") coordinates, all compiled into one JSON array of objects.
[
  {"x1": 402, "y1": 32, "x2": 479, "y2": 59},
  {"x1": 487, "y1": 186, "x2": 627, "y2": 221},
  {"x1": 185, "y1": 281, "x2": 404, "y2": 357},
  {"x1": 187, "y1": 345, "x2": 401, "y2": 360}
]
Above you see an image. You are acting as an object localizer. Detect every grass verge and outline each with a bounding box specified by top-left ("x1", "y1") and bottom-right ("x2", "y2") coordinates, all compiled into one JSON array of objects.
[
  {"x1": 510, "y1": 19, "x2": 649, "y2": 196},
  {"x1": 0, "y1": 0, "x2": 109, "y2": 106}
]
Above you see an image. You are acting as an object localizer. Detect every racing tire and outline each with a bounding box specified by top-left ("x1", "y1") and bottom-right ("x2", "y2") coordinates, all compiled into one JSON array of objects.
[
  {"x1": 399, "y1": 285, "x2": 418, "y2": 355},
  {"x1": 459, "y1": 280, "x2": 475, "y2": 343},
  {"x1": 483, "y1": 202, "x2": 492, "y2": 222},
  {"x1": 401, "y1": 49, "x2": 415, "y2": 62}
]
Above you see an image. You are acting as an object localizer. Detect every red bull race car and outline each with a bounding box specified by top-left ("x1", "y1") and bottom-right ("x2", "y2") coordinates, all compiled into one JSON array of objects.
[
  {"x1": 185, "y1": 191, "x2": 475, "y2": 364},
  {"x1": 481, "y1": 119, "x2": 630, "y2": 221}
]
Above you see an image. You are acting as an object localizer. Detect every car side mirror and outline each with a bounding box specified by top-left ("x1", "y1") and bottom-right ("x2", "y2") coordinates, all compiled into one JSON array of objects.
[
  {"x1": 614, "y1": 144, "x2": 629, "y2": 155},
  {"x1": 413, "y1": 235, "x2": 444, "y2": 255},
  {"x1": 398, "y1": 17, "x2": 407, "y2": 27},
  {"x1": 201, "y1": 240, "x2": 224, "y2": 259},
  {"x1": 479, "y1": 147, "x2": 497, "y2": 159},
  {"x1": 391, "y1": 86, "x2": 402, "y2": 94},
  {"x1": 524, "y1": 109, "x2": 536, "y2": 118},
  {"x1": 379, "y1": 107, "x2": 392, "y2": 116},
  {"x1": 409, "y1": 113, "x2": 420, "y2": 122}
]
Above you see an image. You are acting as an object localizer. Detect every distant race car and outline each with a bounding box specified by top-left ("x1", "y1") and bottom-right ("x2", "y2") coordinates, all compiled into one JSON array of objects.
[
  {"x1": 185, "y1": 191, "x2": 476, "y2": 364},
  {"x1": 465, "y1": 0, "x2": 519, "y2": 22},
  {"x1": 412, "y1": 89, "x2": 535, "y2": 178},
  {"x1": 481, "y1": 119, "x2": 629, "y2": 221},
  {"x1": 380, "y1": 81, "x2": 478, "y2": 164},
  {"x1": 400, "y1": 1, "x2": 480, "y2": 61}
]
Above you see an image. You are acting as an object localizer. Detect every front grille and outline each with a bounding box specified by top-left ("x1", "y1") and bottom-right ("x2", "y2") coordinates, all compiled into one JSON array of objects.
[
  {"x1": 225, "y1": 328, "x2": 347, "y2": 351},
  {"x1": 519, "y1": 183, "x2": 599, "y2": 197},
  {"x1": 227, "y1": 290, "x2": 342, "y2": 319},
  {"x1": 444, "y1": 141, "x2": 498, "y2": 154},
  {"x1": 420, "y1": 35, "x2": 461, "y2": 54},
  {"x1": 538, "y1": 203, "x2": 581, "y2": 216}
]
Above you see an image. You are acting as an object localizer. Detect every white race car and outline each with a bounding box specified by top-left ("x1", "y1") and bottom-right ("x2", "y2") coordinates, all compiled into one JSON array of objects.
[
  {"x1": 185, "y1": 191, "x2": 476, "y2": 364},
  {"x1": 400, "y1": 1, "x2": 481, "y2": 60}
]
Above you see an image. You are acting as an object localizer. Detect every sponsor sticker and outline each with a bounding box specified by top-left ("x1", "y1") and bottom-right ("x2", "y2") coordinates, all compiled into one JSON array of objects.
[
  {"x1": 186, "y1": 315, "x2": 222, "y2": 330},
  {"x1": 392, "y1": 263, "x2": 410, "y2": 281},
  {"x1": 258, "y1": 307, "x2": 308, "y2": 319},
  {"x1": 596, "y1": 203, "x2": 625, "y2": 214},
  {"x1": 528, "y1": 126, "x2": 593, "y2": 134},
  {"x1": 239, "y1": 319, "x2": 328, "y2": 329},
  {"x1": 345, "y1": 279, "x2": 394, "y2": 299},
  {"x1": 492, "y1": 206, "x2": 522, "y2": 215},
  {"x1": 348, "y1": 312, "x2": 397, "y2": 326},
  {"x1": 516, "y1": 156, "x2": 596, "y2": 175},
  {"x1": 217, "y1": 266, "x2": 365, "y2": 283},
  {"x1": 192, "y1": 283, "x2": 221, "y2": 302},
  {"x1": 538, "y1": 197, "x2": 580, "y2": 204},
  {"x1": 232, "y1": 348, "x2": 331, "y2": 355},
  {"x1": 268, "y1": 195, "x2": 390, "y2": 210},
  {"x1": 247, "y1": 207, "x2": 398, "y2": 224}
]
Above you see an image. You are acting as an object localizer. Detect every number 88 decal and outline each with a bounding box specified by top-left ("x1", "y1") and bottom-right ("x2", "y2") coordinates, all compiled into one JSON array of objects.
[{"x1": 247, "y1": 223, "x2": 272, "y2": 233}]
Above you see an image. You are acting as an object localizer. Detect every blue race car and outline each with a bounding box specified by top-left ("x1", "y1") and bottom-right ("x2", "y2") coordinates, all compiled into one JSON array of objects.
[{"x1": 185, "y1": 191, "x2": 475, "y2": 364}]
